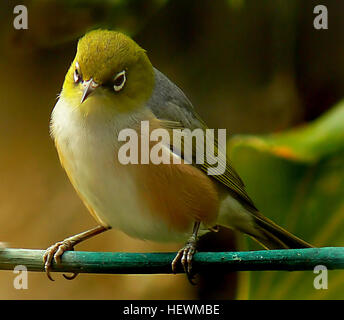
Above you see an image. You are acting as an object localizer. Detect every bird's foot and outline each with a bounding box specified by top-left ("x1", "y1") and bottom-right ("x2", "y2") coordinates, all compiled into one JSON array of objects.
[
  {"x1": 171, "y1": 236, "x2": 197, "y2": 284},
  {"x1": 43, "y1": 239, "x2": 78, "y2": 281}
]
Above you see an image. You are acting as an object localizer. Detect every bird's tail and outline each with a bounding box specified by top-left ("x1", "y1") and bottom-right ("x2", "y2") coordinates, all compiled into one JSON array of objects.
[{"x1": 248, "y1": 213, "x2": 313, "y2": 249}]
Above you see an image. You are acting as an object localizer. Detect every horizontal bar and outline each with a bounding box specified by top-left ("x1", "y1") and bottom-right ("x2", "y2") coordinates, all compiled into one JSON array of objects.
[{"x1": 0, "y1": 247, "x2": 343, "y2": 275}]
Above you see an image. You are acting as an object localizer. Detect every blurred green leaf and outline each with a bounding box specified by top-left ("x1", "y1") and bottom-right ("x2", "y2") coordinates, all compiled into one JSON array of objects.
[{"x1": 229, "y1": 101, "x2": 344, "y2": 299}]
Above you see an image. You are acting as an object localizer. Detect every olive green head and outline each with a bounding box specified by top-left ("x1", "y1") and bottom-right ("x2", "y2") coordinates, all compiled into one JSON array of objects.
[{"x1": 62, "y1": 29, "x2": 155, "y2": 113}]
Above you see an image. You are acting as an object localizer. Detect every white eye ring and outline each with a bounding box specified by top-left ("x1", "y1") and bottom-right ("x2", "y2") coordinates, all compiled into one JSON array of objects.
[
  {"x1": 113, "y1": 70, "x2": 126, "y2": 92},
  {"x1": 74, "y1": 61, "x2": 81, "y2": 83}
]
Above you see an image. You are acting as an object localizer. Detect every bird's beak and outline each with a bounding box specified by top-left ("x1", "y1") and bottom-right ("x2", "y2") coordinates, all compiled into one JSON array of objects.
[{"x1": 81, "y1": 78, "x2": 99, "y2": 103}]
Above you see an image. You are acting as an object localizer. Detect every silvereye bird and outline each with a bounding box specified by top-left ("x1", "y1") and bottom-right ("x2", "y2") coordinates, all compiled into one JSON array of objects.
[{"x1": 44, "y1": 29, "x2": 312, "y2": 281}]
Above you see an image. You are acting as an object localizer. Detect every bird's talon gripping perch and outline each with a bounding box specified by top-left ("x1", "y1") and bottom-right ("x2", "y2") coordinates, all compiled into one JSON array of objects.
[
  {"x1": 171, "y1": 221, "x2": 200, "y2": 284},
  {"x1": 172, "y1": 241, "x2": 197, "y2": 284},
  {"x1": 43, "y1": 226, "x2": 108, "y2": 281},
  {"x1": 43, "y1": 239, "x2": 77, "y2": 281}
]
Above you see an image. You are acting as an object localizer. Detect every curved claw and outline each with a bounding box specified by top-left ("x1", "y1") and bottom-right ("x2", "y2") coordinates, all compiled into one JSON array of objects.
[
  {"x1": 63, "y1": 272, "x2": 79, "y2": 280},
  {"x1": 61, "y1": 247, "x2": 79, "y2": 280}
]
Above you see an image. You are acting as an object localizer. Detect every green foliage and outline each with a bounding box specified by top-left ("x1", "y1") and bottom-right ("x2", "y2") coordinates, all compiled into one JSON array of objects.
[{"x1": 229, "y1": 101, "x2": 344, "y2": 299}]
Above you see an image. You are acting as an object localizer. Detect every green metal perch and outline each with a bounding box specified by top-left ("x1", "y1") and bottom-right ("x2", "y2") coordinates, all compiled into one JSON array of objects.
[{"x1": 0, "y1": 247, "x2": 343, "y2": 275}]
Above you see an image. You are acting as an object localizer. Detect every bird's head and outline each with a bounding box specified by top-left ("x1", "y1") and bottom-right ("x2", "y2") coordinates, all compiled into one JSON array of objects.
[{"x1": 61, "y1": 29, "x2": 155, "y2": 114}]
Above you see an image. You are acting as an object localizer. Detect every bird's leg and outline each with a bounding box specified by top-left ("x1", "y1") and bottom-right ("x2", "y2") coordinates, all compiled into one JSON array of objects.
[
  {"x1": 171, "y1": 221, "x2": 200, "y2": 283},
  {"x1": 43, "y1": 225, "x2": 109, "y2": 281}
]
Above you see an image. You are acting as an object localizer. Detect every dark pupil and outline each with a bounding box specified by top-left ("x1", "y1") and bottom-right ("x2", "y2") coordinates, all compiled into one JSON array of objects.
[
  {"x1": 114, "y1": 75, "x2": 124, "y2": 87},
  {"x1": 74, "y1": 69, "x2": 80, "y2": 81}
]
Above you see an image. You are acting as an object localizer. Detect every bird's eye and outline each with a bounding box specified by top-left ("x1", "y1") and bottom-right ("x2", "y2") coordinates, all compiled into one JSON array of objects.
[
  {"x1": 113, "y1": 70, "x2": 126, "y2": 92},
  {"x1": 74, "y1": 62, "x2": 81, "y2": 83}
]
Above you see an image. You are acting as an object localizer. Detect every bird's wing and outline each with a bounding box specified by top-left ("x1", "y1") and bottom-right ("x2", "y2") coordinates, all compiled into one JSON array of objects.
[{"x1": 146, "y1": 68, "x2": 257, "y2": 211}]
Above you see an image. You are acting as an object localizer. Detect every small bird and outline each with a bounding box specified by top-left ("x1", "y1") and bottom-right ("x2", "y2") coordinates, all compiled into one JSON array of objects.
[{"x1": 45, "y1": 30, "x2": 312, "y2": 281}]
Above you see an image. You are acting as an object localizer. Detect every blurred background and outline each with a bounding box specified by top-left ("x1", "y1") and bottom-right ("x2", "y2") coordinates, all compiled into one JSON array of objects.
[{"x1": 0, "y1": 0, "x2": 343, "y2": 299}]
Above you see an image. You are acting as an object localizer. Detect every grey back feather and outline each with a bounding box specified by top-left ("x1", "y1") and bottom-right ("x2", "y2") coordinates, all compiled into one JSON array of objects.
[{"x1": 146, "y1": 68, "x2": 203, "y2": 129}]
